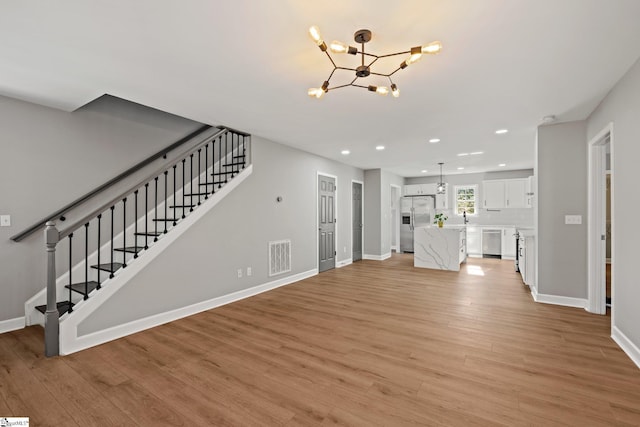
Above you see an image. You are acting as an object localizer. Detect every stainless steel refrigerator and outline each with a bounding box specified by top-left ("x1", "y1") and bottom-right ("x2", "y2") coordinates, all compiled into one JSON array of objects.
[{"x1": 400, "y1": 196, "x2": 435, "y2": 253}]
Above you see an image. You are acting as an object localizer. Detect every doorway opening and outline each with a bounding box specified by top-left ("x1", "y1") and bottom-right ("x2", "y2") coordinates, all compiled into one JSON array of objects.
[
  {"x1": 352, "y1": 181, "x2": 363, "y2": 262},
  {"x1": 390, "y1": 185, "x2": 401, "y2": 252},
  {"x1": 587, "y1": 123, "x2": 613, "y2": 316}
]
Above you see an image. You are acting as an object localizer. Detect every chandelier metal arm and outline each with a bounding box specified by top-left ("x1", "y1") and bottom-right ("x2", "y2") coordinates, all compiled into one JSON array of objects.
[
  {"x1": 376, "y1": 50, "x2": 411, "y2": 59},
  {"x1": 324, "y1": 51, "x2": 338, "y2": 68}
]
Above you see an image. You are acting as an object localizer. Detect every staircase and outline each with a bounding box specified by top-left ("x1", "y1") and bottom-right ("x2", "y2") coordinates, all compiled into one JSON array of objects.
[{"x1": 23, "y1": 126, "x2": 251, "y2": 356}]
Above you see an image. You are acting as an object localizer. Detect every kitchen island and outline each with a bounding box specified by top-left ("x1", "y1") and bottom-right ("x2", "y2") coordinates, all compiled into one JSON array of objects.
[{"x1": 414, "y1": 226, "x2": 467, "y2": 271}]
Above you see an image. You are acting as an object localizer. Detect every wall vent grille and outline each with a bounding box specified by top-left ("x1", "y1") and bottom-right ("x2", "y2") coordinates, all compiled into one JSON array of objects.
[{"x1": 269, "y1": 239, "x2": 291, "y2": 276}]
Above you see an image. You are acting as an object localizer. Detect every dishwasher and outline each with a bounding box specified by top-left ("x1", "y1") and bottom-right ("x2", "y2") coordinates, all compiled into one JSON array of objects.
[{"x1": 482, "y1": 229, "x2": 502, "y2": 258}]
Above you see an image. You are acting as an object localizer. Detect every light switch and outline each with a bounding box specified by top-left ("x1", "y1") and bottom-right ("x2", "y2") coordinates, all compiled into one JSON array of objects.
[
  {"x1": 565, "y1": 215, "x2": 582, "y2": 225},
  {"x1": 0, "y1": 215, "x2": 10, "y2": 227}
]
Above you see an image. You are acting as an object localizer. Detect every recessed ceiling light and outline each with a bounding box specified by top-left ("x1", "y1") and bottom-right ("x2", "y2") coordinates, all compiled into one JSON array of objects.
[
  {"x1": 429, "y1": 138, "x2": 440, "y2": 143},
  {"x1": 341, "y1": 150, "x2": 350, "y2": 155},
  {"x1": 421, "y1": 169, "x2": 428, "y2": 173},
  {"x1": 457, "y1": 153, "x2": 469, "y2": 157},
  {"x1": 495, "y1": 129, "x2": 508, "y2": 134},
  {"x1": 457, "y1": 167, "x2": 464, "y2": 170},
  {"x1": 498, "y1": 163, "x2": 506, "y2": 167},
  {"x1": 470, "y1": 151, "x2": 484, "y2": 155},
  {"x1": 376, "y1": 145, "x2": 385, "y2": 150}
]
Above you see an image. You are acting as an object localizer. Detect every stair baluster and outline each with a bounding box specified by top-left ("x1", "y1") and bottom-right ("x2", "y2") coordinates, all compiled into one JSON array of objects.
[
  {"x1": 154, "y1": 177, "x2": 159, "y2": 242},
  {"x1": 134, "y1": 191, "x2": 139, "y2": 259},
  {"x1": 84, "y1": 223, "x2": 89, "y2": 299},
  {"x1": 97, "y1": 214, "x2": 102, "y2": 289},
  {"x1": 68, "y1": 233, "x2": 73, "y2": 312},
  {"x1": 122, "y1": 198, "x2": 127, "y2": 268}
]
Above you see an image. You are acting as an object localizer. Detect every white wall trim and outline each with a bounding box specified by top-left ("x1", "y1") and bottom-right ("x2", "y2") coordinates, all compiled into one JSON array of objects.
[
  {"x1": 612, "y1": 326, "x2": 640, "y2": 370},
  {"x1": 60, "y1": 267, "x2": 317, "y2": 355},
  {"x1": 363, "y1": 252, "x2": 391, "y2": 261},
  {"x1": 0, "y1": 317, "x2": 25, "y2": 334},
  {"x1": 336, "y1": 258, "x2": 353, "y2": 268},
  {"x1": 531, "y1": 291, "x2": 587, "y2": 309}
]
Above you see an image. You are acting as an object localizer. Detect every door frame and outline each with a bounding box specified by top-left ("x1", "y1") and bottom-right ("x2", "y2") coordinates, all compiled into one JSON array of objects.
[
  {"x1": 317, "y1": 171, "x2": 338, "y2": 272},
  {"x1": 351, "y1": 179, "x2": 364, "y2": 263},
  {"x1": 390, "y1": 184, "x2": 401, "y2": 252},
  {"x1": 587, "y1": 122, "x2": 613, "y2": 316}
]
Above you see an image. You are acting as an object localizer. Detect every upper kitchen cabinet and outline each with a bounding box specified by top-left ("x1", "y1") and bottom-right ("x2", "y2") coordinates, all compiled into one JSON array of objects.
[
  {"x1": 482, "y1": 178, "x2": 532, "y2": 209},
  {"x1": 505, "y1": 179, "x2": 527, "y2": 208},
  {"x1": 403, "y1": 183, "x2": 436, "y2": 196},
  {"x1": 482, "y1": 180, "x2": 505, "y2": 209}
]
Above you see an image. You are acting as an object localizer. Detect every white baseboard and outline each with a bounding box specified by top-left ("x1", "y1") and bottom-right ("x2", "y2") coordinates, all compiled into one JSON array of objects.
[
  {"x1": 60, "y1": 268, "x2": 317, "y2": 355},
  {"x1": 612, "y1": 326, "x2": 640, "y2": 370},
  {"x1": 0, "y1": 317, "x2": 25, "y2": 334},
  {"x1": 363, "y1": 252, "x2": 392, "y2": 261},
  {"x1": 531, "y1": 291, "x2": 587, "y2": 309},
  {"x1": 336, "y1": 258, "x2": 353, "y2": 268}
]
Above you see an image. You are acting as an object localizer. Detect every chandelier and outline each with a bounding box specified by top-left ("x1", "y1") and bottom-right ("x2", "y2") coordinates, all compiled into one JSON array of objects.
[{"x1": 307, "y1": 26, "x2": 442, "y2": 98}]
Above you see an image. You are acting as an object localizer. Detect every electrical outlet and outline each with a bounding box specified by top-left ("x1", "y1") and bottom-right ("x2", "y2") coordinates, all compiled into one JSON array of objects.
[
  {"x1": 0, "y1": 215, "x2": 10, "y2": 227},
  {"x1": 565, "y1": 215, "x2": 582, "y2": 225},
  {"x1": 247, "y1": 267, "x2": 252, "y2": 276},
  {"x1": 237, "y1": 268, "x2": 243, "y2": 278}
]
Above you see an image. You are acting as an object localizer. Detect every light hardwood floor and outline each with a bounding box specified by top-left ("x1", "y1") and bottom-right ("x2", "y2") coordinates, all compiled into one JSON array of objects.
[{"x1": 1, "y1": 255, "x2": 639, "y2": 426}]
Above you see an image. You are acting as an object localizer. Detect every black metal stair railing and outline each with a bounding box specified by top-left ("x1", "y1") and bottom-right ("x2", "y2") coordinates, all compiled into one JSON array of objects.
[{"x1": 37, "y1": 127, "x2": 251, "y2": 357}]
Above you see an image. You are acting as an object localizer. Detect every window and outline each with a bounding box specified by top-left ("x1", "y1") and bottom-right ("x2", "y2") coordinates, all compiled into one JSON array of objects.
[{"x1": 455, "y1": 185, "x2": 477, "y2": 215}]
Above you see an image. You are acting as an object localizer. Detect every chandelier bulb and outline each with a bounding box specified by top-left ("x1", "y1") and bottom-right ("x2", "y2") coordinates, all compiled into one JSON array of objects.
[
  {"x1": 308, "y1": 88, "x2": 325, "y2": 99},
  {"x1": 406, "y1": 53, "x2": 423, "y2": 66},
  {"x1": 422, "y1": 40, "x2": 443, "y2": 54},
  {"x1": 391, "y1": 84, "x2": 399, "y2": 98},
  {"x1": 376, "y1": 86, "x2": 389, "y2": 96},
  {"x1": 330, "y1": 40, "x2": 348, "y2": 53},
  {"x1": 308, "y1": 26, "x2": 323, "y2": 46}
]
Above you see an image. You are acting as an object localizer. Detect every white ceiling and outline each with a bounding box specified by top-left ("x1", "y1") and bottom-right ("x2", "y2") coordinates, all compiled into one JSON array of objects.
[{"x1": 2, "y1": 1, "x2": 640, "y2": 178}]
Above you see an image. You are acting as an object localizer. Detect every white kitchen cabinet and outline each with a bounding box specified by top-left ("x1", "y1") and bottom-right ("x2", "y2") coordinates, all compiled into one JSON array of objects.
[
  {"x1": 482, "y1": 180, "x2": 505, "y2": 209},
  {"x1": 403, "y1": 183, "x2": 437, "y2": 196},
  {"x1": 518, "y1": 232, "x2": 535, "y2": 288},
  {"x1": 505, "y1": 179, "x2": 527, "y2": 208},
  {"x1": 482, "y1": 178, "x2": 531, "y2": 209},
  {"x1": 518, "y1": 237, "x2": 526, "y2": 283},
  {"x1": 466, "y1": 226, "x2": 482, "y2": 257},
  {"x1": 501, "y1": 227, "x2": 516, "y2": 259},
  {"x1": 403, "y1": 184, "x2": 420, "y2": 196},
  {"x1": 526, "y1": 175, "x2": 534, "y2": 208}
]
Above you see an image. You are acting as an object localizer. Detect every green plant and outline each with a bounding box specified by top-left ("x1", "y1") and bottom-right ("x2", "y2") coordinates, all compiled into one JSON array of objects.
[{"x1": 433, "y1": 213, "x2": 448, "y2": 224}]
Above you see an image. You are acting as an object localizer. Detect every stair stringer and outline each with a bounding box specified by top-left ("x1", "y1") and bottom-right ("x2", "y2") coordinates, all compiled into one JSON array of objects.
[{"x1": 58, "y1": 164, "x2": 252, "y2": 355}]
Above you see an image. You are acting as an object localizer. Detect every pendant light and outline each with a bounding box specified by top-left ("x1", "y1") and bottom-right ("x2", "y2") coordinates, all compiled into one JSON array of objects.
[{"x1": 437, "y1": 162, "x2": 446, "y2": 194}]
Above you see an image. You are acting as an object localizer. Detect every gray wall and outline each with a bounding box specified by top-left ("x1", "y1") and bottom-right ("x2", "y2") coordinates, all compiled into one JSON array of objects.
[
  {"x1": 79, "y1": 136, "x2": 364, "y2": 333},
  {"x1": 536, "y1": 121, "x2": 587, "y2": 298},
  {"x1": 0, "y1": 95, "x2": 202, "y2": 321},
  {"x1": 587, "y1": 57, "x2": 640, "y2": 348},
  {"x1": 406, "y1": 169, "x2": 534, "y2": 227}
]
